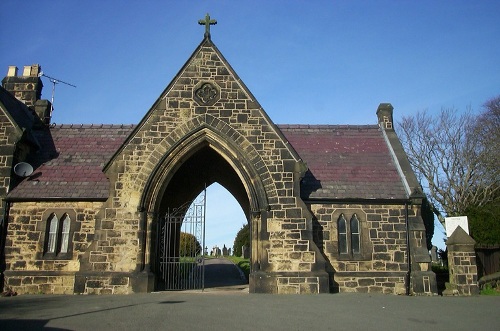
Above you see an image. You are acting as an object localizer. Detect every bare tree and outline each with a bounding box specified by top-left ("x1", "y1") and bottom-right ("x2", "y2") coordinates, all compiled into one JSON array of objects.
[
  {"x1": 397, "y1": 99, "x2": 500, "y2": 226},
  {"x1": 475, "y1": 96, "x2": 500, "y2": 187}
]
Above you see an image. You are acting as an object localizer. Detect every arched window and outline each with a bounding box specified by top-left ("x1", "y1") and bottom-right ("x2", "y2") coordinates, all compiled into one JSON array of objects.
[
  {"x1": 60, "y1": 214, "x2": 71, "y2": 253},
  {"x1": 350, "y1": 214, "x2": 360, "y2": 254},
  {"x1": 337, "y1": 213, "x2": 363, "y2": 257},
  {"x1": 47, "y1": 214, "x2": 59, "y2": 253},
  {"x1": 337, "y1": 214, "x2": 348, "y2": 254},
  {"x1": 44, "y1": 212, "x2": 73, "y2": 257}
]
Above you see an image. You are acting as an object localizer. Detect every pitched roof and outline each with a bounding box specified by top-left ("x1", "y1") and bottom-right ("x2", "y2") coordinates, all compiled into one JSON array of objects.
[
  {"x1": 7, "y1": 123, "x2": 409, "y2": 201},
  {"x1": 7, "y1": 125, "x2": 134, "y2": 201},
  {"x1": 278, "y1": 124, "x2": 408, "y2": 200}
]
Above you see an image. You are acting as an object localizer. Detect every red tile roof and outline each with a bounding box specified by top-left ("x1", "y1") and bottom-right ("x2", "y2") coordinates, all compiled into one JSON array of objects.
[
  {"x1": 7, "y1": 125, "x2": 134, "y2": 200},
  {"x1": 278, "y1": 124, "x2": 408, "y2": 200}
]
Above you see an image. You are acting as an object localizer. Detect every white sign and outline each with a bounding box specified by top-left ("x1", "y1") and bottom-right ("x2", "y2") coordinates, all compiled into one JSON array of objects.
[{"x1": 445, "y1": 216, "x2": 469, "y2": 237}]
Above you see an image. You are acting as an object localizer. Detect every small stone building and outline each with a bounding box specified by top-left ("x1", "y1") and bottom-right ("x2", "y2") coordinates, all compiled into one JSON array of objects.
[{"x1": 0, "y1": 25, "x2": 436, "y2": 295}]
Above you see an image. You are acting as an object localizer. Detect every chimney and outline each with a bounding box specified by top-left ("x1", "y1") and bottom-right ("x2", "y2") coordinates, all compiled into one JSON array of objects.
[
  {"x1": 376, "y1": 103, "x2": 394, "y2": 130},
  {"x1": 7, "y1": 66, "x2": 18, "y2": 77},
  {"x1": 34, "y1": 99, "x2": 52, "y2": 126},
  {"x1": 2, "y1": 64, "x2": 43, "y2": 108},
  {"x1": 2, "y1": 64, "x2": 52, "y2": 126}
]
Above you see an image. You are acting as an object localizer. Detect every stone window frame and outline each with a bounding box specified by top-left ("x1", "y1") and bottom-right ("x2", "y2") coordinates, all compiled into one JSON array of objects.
[
  {"x1": 332, "y1": 209, "x2": 371, "y2": 261},
  {"x1": 46, "y1": 213, "x2": 59, "y2": 253},
  {"x1": 37, "y1": 209, "x2": 77, "y2": 260}
]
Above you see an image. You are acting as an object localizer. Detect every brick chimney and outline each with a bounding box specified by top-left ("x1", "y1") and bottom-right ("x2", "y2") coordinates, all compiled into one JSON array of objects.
[
  {"x1": 2, "y1": 64, "x2": 52, "y2": 126},
  {"x1": 376, "y1": 103, "x2": 394, "y2": 130}
]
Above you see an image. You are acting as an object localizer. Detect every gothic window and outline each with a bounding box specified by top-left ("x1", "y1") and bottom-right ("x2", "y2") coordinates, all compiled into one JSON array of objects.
[
  {"x1": 337, "y1": 213, "x2": 362, "y2": 257},
  {"x1": 47, "y1": 214, "x2": 59, "y2": 253},
  {"x1": 44, "y1": 212, "x2": 73, "y2": 257},
  {"x1": 60, "y1": 214, "x2": 71, "y2": 253},
  {"x1": 337, "y1": 214, "x2": 348, "y2": 254},
  {"x1": 350, "y1": 214, "x2": 360, "y2": 254}
]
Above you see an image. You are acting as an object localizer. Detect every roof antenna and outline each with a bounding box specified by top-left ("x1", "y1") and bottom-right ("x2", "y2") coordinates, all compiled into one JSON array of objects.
[{"x1": 38, "y1": 71, "x2": 76, "y2": 119}]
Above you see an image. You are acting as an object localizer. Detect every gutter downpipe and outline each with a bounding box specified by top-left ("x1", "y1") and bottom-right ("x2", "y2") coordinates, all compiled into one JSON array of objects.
[{"x1": 405, "y1": 201, "x2": 411, "y2": 296}]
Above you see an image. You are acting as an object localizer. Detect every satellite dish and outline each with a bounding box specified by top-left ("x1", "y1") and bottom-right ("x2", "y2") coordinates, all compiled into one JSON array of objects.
[{"x1": 13, "y1": 162, "x2": 33, "y2": 177}]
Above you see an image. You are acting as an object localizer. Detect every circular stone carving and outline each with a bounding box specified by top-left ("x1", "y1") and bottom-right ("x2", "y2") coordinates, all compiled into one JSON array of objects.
[{"x1": 193, "y1": 81, "x2": 220, "y2": 106}]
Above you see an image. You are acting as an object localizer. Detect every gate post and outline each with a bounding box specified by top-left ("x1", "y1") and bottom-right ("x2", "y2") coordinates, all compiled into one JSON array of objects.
[{"x1": 443, "y1": 226, "x2": 479, "y2": 295}]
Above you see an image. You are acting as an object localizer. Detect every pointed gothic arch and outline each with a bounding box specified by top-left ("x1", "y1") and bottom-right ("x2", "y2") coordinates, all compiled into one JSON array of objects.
[
  {"x1": 139, "y1": 114, "x2": 274, "y2": 215},
  {"x1": 135, "y1": 115, "x2": 276, "y2": 289}
]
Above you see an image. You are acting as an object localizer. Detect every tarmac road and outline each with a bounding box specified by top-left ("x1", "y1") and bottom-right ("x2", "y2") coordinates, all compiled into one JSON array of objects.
[
  {"x1": 1, "y1": 260, "x2": 499, "y2": 331},
  {"x1": 203, "y1": 257, "x2": 247, "y2": 289},
  {"x1": 2, "y1": 291, "x2": 500, "y2": 330}
]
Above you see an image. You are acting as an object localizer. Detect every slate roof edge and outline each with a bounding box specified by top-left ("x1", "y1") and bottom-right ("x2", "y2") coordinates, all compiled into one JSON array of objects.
[
  {"x1": 302, "y1": 197, "x2": 411, "y2": 204},
  {"x1": 278, "y1": 124, "x2": 379, "y2": 129},
  {"x1": 49, "y1": 124, "x2": 135, "y2": 129},
  {"x1": 4, "y1": 196, "x2": 108, "y2": 202},
  {"x1": 380, "y1": 127, "x2": 411, "y2": 196},
  {"x1": 379, "y1": 126, "x2": 423, "y2": 198}
]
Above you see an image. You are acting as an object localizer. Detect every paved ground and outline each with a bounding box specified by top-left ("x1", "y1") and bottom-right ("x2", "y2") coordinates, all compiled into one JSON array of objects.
[
  {"x1": 1, "y1": 260, "x2": 499, "y2": 330},
  {"x1": 203, "y1": 257, "x2": 247, "y2": 289},
  {"x1": 1, "y1": 291, "x2": 499, "y2": 330}
]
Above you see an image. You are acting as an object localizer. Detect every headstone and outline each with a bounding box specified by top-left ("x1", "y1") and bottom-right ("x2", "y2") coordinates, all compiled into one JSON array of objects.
[
  {"x1": 242, "y1": 245, "x2": 250, "y2": 259},
  {"x1": 212, "y1": 246, "x2": 219, "y2": 257}
]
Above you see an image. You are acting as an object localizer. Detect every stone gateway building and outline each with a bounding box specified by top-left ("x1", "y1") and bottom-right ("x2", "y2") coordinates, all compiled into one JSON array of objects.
[{"x1": 0, "y1": 19, "x2": 437, "y2": 295}]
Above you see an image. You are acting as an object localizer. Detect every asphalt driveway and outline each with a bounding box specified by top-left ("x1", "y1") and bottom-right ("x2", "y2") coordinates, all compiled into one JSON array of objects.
[{"x1": 1, "y1": 291, "x2": 499, "y2": 331}]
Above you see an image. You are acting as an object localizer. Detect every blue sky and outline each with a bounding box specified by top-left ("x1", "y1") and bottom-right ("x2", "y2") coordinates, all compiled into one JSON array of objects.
[{"x1": 2, "y1": 1, "x2": 499, "y2": 250}]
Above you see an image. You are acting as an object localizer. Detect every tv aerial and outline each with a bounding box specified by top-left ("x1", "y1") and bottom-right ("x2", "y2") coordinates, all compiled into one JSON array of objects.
[
  {"x1": 38, "y1": 71, "x2": 76, "y2": 117},
  {"x1": 13, "y1": 162, "x2": 34, "y2": 177}
]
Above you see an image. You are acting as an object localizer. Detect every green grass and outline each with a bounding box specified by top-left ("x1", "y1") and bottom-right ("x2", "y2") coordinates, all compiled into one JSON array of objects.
[
  {"x1": 480, "y1": 283, "x2": 500, "y2": 295},
  {"x1": 225, "y1": 256, "x2": 250, "y2": 280}
]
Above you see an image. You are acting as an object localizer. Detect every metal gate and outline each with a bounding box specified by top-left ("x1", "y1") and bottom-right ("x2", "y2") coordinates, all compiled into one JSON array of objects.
[{"x1": 156, "y1": 190, "x2": 206, "y2": 290}]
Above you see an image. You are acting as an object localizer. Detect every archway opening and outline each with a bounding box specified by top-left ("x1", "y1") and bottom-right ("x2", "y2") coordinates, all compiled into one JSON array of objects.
[
  {"x1": 204, "y1": 183, "x2": 247, "y2": 258},
  {"x1": 151, "y1": 145, "x2": 251, "y2": 290}
]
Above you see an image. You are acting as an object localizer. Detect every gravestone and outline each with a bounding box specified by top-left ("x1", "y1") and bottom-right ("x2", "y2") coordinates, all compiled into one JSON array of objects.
[
  {"x1": 242, "y1": 245, "x2": 250, "y2": 259},
  {"x1": 212, "y1": 246, "x2": 221, "y2": 257}
]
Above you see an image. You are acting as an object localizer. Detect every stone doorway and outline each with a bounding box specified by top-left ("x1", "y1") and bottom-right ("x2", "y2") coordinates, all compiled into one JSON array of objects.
[{"x1": 148, "y1": 144, "x2": 255, "y2": 291}]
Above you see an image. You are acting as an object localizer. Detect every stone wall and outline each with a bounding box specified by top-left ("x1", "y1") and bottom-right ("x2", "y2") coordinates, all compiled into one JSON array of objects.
[
  {"x1": 3, "y1": 201, "x2": 102, "y2": 294},
  {"x1": 2, "y1": 40, "x2": 331, "y2": 295},
  {"x1": 0, "y1": 108, "x2": 18, "y2": 214},
  {"x1": 310, "y1": 202, "x2": 418, "y2": 294},
  {"x1": 98, "y1": 39, "x2": 329, "y2": 294}
]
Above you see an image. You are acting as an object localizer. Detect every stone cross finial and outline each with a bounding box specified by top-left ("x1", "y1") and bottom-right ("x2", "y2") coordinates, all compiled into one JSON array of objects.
[{"x1": 198, "y1": 13, "x2": 217, "y2": 39}]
